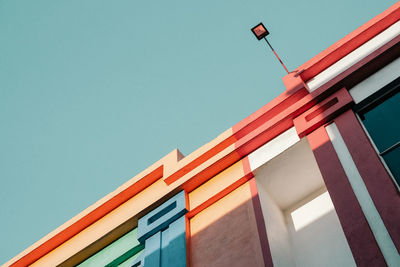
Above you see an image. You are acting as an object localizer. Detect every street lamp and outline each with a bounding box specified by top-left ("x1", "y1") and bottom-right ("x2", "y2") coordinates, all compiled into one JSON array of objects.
[{"x1": 251, "y1": 23, "x2": 289, "y2": 74}]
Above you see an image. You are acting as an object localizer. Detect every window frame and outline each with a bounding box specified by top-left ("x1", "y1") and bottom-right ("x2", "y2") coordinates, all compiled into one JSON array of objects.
[{"x1": 353, "y1": 76, "x2": 400, "y2": 190}]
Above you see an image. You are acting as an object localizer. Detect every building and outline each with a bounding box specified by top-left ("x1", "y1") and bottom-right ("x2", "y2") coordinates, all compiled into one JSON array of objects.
[{"x1": 5, "y1": 2, "x2": 400, "y2": 267}]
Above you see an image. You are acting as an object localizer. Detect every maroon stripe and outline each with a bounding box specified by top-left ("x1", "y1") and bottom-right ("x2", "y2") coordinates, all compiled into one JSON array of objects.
[
  {"x1": 335, "y1": 110, "x2": 400, "y2": 253},
  {"x1": 307, "y1": 126, "x2": 386, "y2": 267},
  {"x1": 249, "y1": 178, "x2": 274, "y2": 267}
]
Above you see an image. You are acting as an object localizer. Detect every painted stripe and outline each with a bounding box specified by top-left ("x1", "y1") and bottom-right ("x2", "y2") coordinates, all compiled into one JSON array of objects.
[
  {"x1": 293, "y1": 88, "x2": 354, "y2": 138},
  {"x1": 334, "y1": 110, "x2": 400, "y2": 252},
  {"x1": 295, "y1": 1, "x2": 400, "y2": 81},
  {"x1": 187, "y1": 159, "x2": 254, "y2": 218},
  {"x1": 349, "y1": 56, "x2": 400, "y2": 103},
  {"x1": 307, "y1": 21, "x2": 400, "y2": 92},
  {"x1": 326, "y1": 122, "x2": 400, "y2": 266},
  {"x1": 307, "y1": 126, "x2": 385, "y2": 267},
  {"x1": 248, "y1": 127, "x2": 299, "y2": 171}
]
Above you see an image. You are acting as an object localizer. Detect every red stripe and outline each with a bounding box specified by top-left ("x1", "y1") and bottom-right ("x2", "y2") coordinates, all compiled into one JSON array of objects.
[
  {"x1": 294, "y1": 88, "x2": 354, "y2": 137},
  {"x1": 296, "y1": 1, "x2": 400, "y2": 81},
  {"x1": 186, "y1": 173, "x2": 254, "y2": 219},
  {"x1": 310, "y1": 34, "x2": 400, "y2": 98}
]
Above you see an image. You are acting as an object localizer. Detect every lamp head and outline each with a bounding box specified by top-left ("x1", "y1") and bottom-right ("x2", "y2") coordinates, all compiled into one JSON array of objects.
[{"x1": 251, "y1": 23, "x2": 269, "y2": 40}]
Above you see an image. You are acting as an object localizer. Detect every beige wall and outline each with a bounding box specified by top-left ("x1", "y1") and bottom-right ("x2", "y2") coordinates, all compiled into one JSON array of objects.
[{"x1": 189, "y1": 182, "x2": 265, "y2": 267}]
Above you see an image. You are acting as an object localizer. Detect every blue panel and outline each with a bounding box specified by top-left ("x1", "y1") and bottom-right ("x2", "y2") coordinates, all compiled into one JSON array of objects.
[
  {"x1": 160, "y1": 228, "x2": 170, "y2": 266},
  {"x1": 144, "y1": 231, "x2": 161, "y2": 267},
  {"x1": 138, "y1": 191, "x2": 187, "y2": 267},
  {"x1": 138, "y1": 191, "x2": 187, "y2": 243},
  {"x1": 163, "y1": 216, "x2": 186, "y2": 267}
]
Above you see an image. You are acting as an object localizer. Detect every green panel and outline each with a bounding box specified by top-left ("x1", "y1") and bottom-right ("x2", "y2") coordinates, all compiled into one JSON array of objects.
[
  {"x1": 77, "y1": 228, "x2": 140, "y2": 267},
  {"x1": 105, "y1": 243, "x2": 144, "y2": 267},
  {"x1": 118, "y1": 250, "x2": 143, "y2": 267}
]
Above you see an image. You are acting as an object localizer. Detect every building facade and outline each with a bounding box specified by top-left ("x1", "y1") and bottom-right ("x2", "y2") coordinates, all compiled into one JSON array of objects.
[{"x1": 5, "y1": 2, "x2": 400, "y2": 267}]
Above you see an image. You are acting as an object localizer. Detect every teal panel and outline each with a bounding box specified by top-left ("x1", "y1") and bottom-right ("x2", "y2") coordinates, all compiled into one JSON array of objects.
[
  {"x1": 383, "y1": 147, "x2": 400, "y2": 185},
  {"x1": 137, "y1": 191, "x2": 187, "y2": 267},
  {"x1": 162, "y1": 216, "x2": 186, "y2": 267},
  {"x1": 139, "y1": 215, "x2": 186, "y2": 267},
  {"x1": 138, "y1": 191, "x2": 186, "y2": 243},
  {"x1": 144, "y1": 231, "x2": 161, "y2": 267},
  {"x1": 363, "y1": 91, "x2": 400, "y2": 152},
  {"x1": 362, "y1": 90, "x2": 400, "y2": 184},
  {"x1": 161, "y1": 228, "x2": 169, "y2": 266},
  {"x1": 77, "y1": 228, "x2": 140, "y2": 267}
]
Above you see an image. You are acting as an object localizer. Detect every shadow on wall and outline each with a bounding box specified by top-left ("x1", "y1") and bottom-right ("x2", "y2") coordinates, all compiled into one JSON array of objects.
[{"x1": 189, "y1": 181, "x2": 268, "y2": 267}]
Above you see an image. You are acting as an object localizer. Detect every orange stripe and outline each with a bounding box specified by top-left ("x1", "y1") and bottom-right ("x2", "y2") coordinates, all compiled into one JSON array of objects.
[
  {"x1": 187, "y1": 173, "x2": 254, "y2": 219},
  {"x1": 10, "y1": 166, "x2": 163, "y2": 267}
]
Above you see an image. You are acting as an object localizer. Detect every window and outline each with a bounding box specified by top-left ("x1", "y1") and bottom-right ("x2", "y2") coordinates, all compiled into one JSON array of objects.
[{"x1": 356, "y1": 77, "x2": 400, "y2": 187}]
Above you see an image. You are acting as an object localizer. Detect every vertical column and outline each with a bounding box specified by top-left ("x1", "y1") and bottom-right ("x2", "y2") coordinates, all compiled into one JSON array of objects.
[
  {"x1": 163, "y1": 216, "x2": 187, "y2": 267},
  {"x1": 144, "y1": 232, "x2": 162, "y2": 267},
  {"x1": 307, "y1": 126, "x2": 386, "y2": 266},
  {"x1": 136, "y1": 191, "x2": 188, "y2": 267}
]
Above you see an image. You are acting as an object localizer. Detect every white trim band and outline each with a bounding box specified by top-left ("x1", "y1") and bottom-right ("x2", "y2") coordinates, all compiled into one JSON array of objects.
[
  {"x1": 307, "y1": 21, "x2": 400, "y2": 92},
  {"x1": 248, "y1": 127, "x2": 300, "y2": 171}
]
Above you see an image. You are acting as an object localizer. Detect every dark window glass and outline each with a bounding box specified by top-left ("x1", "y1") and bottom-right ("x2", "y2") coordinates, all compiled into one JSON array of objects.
[
  {"x1": 383, "y1": 148, "x2": 400, "y2": 184},
  {"x1": 361, "y1": 90, "x2": 400, "y2": 186}
]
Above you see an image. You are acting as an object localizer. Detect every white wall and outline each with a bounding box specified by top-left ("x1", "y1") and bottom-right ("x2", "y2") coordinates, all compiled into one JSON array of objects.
[
  {"x1": 256, "y1": 179, "x2": 295, "y2": 267},
  {"x1": 253, "y1": 138, "x2": 356, "y2": 267},
  {"x1": 286, "y1": 191, "x2": 356, "y2": 267}
]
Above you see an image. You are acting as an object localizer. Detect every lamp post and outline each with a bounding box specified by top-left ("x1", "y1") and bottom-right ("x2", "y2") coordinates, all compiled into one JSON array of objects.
[{"x1": 251, "y1": 23, "x2": 290, "y2": 74}]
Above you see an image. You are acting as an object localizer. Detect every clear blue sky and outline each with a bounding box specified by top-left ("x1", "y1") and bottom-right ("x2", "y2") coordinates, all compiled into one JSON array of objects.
[{"x1": 0, "y1": 0, "x2": 397, "y2": 264}]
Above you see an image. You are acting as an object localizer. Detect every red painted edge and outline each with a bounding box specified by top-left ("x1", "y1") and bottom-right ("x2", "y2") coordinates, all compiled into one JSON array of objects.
[
  {"x1": 185, "y1": 214, "x2": 191, "y2": 267},
  {"x1": 295, "y1": 1, "x2": 400, "y2": 81},
  {"x1": 307, "y1": 126, "x2": 386, "y2": 266},
  {"x1": 310, "y1": 34, "x2": 400, "y2": 98},
  {"x1": 234, "y1": 91, "x2": 317, "y2": 157},
  {"x1": 186, "y1": 156, "x2": 254, "y2": 219},
  {"x1": 180, "y1": 151, "x2": 242, "y2": 193},
  {"x1": 166, "y1": 86, "x2": 310, "y2": 186},
  {"x1": 249, "y1": 177, "x2": 274, "y2": 267},
  {"x1": 186, "y1": 173, "x2": 254, "y2": 219},
  {"x1": 334, "y1": 110, "x2": 400, "y2": 253},
  {"x1": 10, "y1": 166, "x2": 163, "y2": 267},
  {"x1": 232, "y1": 87, "x2": 309, "y2": 139}
]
